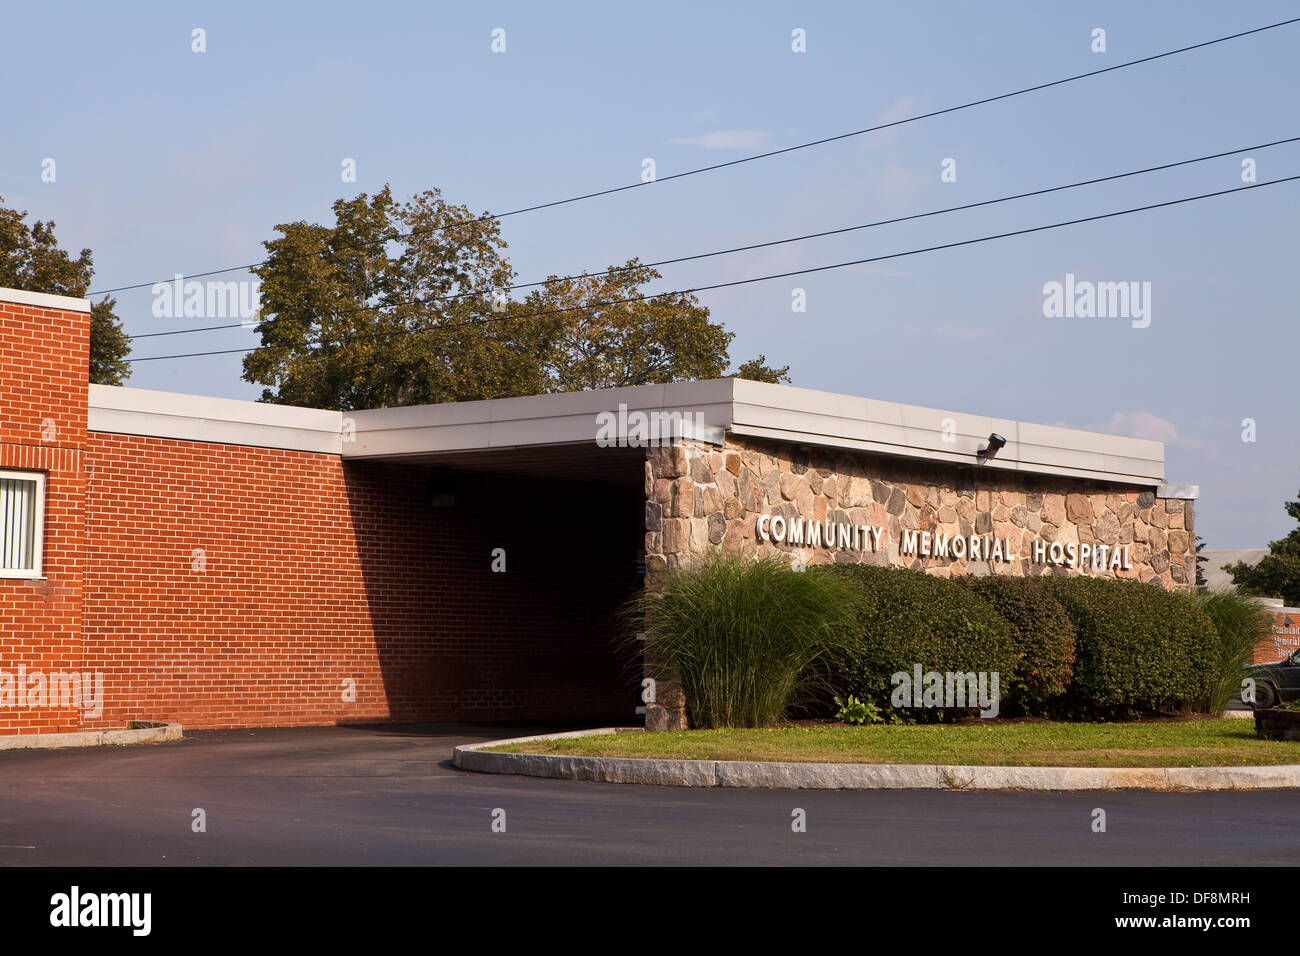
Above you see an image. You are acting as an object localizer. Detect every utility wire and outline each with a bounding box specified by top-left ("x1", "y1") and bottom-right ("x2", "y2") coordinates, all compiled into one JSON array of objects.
[
  {"x1": 126, "y1": 134, "x2": 1300, "y2": 341},
  {"x1": 126, "y1": 174, "x2": 1299, "y2": 363},
  {"x1": 92, "y1": 15, "x2": 1300, "y2": 297}
]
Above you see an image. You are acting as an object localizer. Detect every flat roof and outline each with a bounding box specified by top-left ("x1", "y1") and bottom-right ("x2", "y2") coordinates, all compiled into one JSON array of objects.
[
  {"x1": 88, "y1": 378, "x2": 1170, "y2": 487},
  {"x1": 0, "y1": 288, "x2": 93, "y2": 314},
  {"x1": 1201, "y1": 549, "x2": 1269, "y2": 592},
  {"x1": 89, "y1": 383, "x2": 344, "y2": 454}
]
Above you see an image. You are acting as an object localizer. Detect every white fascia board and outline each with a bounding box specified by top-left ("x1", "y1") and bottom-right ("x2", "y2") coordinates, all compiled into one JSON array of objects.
[
  {"x1": 345, "y1": 380, "x2": 736, "y2": 458},
  {"x1": 1100, "y1": 454, "x2": 1165, "y2": 483},
  {"x1": 0, "y1": 287, "x2": 92, "y2": 313},
  {"x1": 728, "y1": 423, "x2": 1158, "y2": 486},
  {"x1": 728, "y1": 379, "x2": 1164, "y2": 486},
  {"x1": 660, "y1": 379, "x2": 744, "y2": 406},
  {"x1": 82, "y1": 375, "x2": 1168, "y2": 484},
  {"x1": 88, "y1": 384, "x2": 343, "y2": 454}
]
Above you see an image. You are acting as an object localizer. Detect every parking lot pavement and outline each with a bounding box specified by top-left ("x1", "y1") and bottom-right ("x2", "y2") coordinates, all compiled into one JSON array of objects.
[{"x1": 0, "y1": 722, "x2": 1296, "y2": 866}]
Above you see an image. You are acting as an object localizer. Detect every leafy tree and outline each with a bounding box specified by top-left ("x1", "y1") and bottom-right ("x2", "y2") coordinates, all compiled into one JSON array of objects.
[
  {"x1": 732, "y1": 354, "x2": 791, "y2": 384},
  {"x1": 0, "y1": 197, "x2": 131, "y2": 384},
  {"x1": 89, "y1": 296, "x2": 131, "y2": 385},
  {"x1": 514, "y1": 259, "x2": 733, "y2": 392},
  {"x1": 1194, "y1": 534, "x2": 1208, "y2": 591},
  {"x1": 243, "y1": 186, "x2": 521, "y2": 410},
  {"x1": 1226, "y1": 485, "x2": 1300, "y2": 605},
  {"x1": 243, "y1": 185, "x2": 789, "y2": 408}
]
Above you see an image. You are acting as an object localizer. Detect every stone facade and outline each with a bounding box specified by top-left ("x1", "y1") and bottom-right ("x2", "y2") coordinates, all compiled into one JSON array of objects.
[
  {"x1": 643, "y1": 435, "x2": 1196, "y2": 594},
  {"x1": 641, "y1": 434, "x2": 1197, "y2": 730}
]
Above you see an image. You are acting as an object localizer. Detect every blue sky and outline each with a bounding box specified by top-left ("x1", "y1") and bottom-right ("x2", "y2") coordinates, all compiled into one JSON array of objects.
[{"x1": 2, "y1": 1, "x2": 1297, "y2": 547}]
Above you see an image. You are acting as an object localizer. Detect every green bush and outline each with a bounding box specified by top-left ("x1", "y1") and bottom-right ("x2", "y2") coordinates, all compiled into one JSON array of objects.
[
  {"x1": 1195, "y1": 588, "x2": 1274, "y2": 714},
  {"x1": 815, "y1": 565, "x2": 1020, "y2": 720},
  {"x1": 1039, "y1": 576, "x2": 1217, "y2": 716},
  {"x1": 960, "y1": 576, "x2": 1077, "y2": 715},
  {"x1": 833, "y1": 694, "x2": 883, "y2": 725},
  {"x1": 627, "y1": 553, "x2": 860, "y2": 728}
]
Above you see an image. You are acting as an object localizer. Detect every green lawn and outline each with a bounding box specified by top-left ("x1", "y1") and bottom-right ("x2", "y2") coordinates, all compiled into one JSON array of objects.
[{"x1": 487, "y1": 719, "x2": 1300, "y2": 768}]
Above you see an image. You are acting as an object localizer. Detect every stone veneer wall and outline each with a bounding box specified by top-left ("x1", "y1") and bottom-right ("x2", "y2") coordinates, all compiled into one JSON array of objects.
[{"x1": 643, "y1": 436, "x2": 1195, "y2": 594}]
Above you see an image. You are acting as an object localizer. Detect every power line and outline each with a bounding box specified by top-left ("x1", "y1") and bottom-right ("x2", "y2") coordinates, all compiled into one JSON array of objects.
[
  {"x1": 92, "y1": 15, "x2": 1300, "y2": 297},
  {"x1": 125, "y1": 174, "x2": 1299, "y2": 363},
  {"x1": 126, "y1": 134, "x2": 1300, "y2": 342}
]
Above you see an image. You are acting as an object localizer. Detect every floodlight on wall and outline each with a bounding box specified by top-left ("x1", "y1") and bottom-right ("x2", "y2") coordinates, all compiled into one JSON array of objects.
[{"x1": 977, "y1": 433, "x2": 1006, "y2": 464}]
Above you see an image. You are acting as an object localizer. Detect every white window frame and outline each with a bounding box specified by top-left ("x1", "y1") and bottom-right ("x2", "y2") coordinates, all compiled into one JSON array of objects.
[{"x1": 0, "y1": 469, "x2": 46, "y2": 579}]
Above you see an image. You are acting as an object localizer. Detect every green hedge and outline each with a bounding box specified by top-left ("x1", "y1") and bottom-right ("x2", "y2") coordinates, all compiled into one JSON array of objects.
[
  {"x1": 816, "y1": 565, "x2": 1020, "y2": 719},
  {"x1": 647, "y1": 556, "x2": 1218, "y2": 725},
  {"x1": 1038, "y1": 576, "x2": 1217, "y2": 716},
  {"x1": 959, "y1": 576, "x2": 1076, "y2": 715}
]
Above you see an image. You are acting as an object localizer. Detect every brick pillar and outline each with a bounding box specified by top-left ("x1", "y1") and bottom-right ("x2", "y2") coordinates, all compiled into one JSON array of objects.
[{"x1": 0, "y1": 289, "x2": 89, "y2": 734}]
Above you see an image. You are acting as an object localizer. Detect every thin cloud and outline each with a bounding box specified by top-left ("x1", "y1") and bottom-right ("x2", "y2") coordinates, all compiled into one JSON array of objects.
[
  {"x1": 861, "y1": 95, "x2": 927, "y2": 151},
  {"x1": 1080, "y1": 411, "x2": 1208, "y2": 450},
  {"x1": 867, "y1": 164, "x2": 930, "y2": 210},
  {"x1": 669, "y1": 129, "x2": 773, "y2": 150}
]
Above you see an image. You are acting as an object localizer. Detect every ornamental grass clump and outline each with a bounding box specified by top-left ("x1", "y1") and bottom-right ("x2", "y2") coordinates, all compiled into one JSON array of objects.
[
  {"x1": 627, "y1": 553, "x2": 859, "y2": 729},
  {"x1": 1196, "y1": 588, "x2": 1274, "y2": 715}
]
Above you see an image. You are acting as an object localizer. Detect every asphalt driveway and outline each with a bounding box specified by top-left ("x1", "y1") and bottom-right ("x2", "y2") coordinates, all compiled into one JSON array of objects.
[{"x1": 0, "y1": 722, "x2": 1295, "y2": 866}]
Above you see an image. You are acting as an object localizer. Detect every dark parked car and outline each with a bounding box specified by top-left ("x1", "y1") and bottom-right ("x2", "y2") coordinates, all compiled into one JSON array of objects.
[{"x1": 1244, "y1": 648, "x2": 1300, "y2": 708}]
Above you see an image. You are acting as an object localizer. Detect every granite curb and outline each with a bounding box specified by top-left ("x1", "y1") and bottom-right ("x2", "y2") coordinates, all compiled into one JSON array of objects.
[
  {"x1": 452, "y1": 727, "x2": 1300, "y2": 791},
  {"x1": 0, "y1": 723, "x2": 182, "y2": 751}
]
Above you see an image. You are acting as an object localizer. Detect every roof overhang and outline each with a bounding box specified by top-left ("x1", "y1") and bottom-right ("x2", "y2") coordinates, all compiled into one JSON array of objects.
[
  {"x1": 87, "y1": 378, "x2": 1167, "y2": 487},
  {"x1": 88, "y1": 383, "x2": 344, "y2": 454}
]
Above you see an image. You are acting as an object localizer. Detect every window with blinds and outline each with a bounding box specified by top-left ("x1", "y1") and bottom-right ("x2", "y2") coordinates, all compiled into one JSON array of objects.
[{"x1": 0, "y1": 471, "x2": 45, "y2": 577}]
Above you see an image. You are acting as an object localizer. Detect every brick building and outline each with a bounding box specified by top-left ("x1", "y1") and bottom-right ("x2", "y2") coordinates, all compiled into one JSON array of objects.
[
  {"x1": 1200, "y1": 553, "x2": 1299, "y2": 663},
  {"x1": 1250, "y1": 598, "x2": 1300, "y2": 663},
  {"x1": 0, "y1": 287, "x2": 1199, "y2": 736}
]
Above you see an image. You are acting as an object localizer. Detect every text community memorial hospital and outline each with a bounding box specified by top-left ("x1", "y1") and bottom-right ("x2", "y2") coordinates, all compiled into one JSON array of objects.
[{"x1": 2, "y1": 286, "x2": 1206, "y2": 737}]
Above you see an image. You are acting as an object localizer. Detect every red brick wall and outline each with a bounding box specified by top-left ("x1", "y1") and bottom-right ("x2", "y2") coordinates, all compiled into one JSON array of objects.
[
  {"x1": 83, "y1": 434, "x2": 377, "y2": 730},
  {"x1": 0, "y1": 285, "x2": 641, "y2": 737},
  {"x1": 1254, "y1": 607, "x2": 1300, "y2": 663},
  {"x1": 81, "y1": 435, "x2": 641, "y2": 731},
  {"x1": 344, "y1": 462, "x2": 642, "y2": 722},
  {"x1": 0, "y1": 299, "x2": 86, "y2": 734}
]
